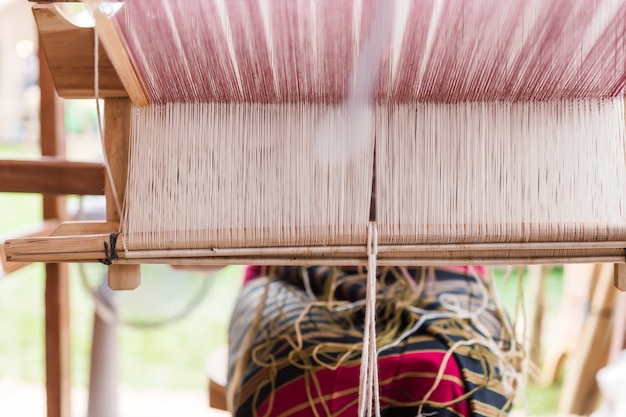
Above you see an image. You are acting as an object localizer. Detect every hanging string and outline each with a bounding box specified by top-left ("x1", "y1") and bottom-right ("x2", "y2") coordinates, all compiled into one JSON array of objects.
[
  {"x1": 358, "y1": 221, "x2": 380, "y2": 417},
  {"x1": 378, "y1": 267, "x2": 489, "y2": 354}
]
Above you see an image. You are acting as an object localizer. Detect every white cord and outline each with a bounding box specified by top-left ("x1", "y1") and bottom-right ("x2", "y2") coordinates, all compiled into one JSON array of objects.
[{"x1": 358, "y1": 222, "x2": 381, "y2": 417}]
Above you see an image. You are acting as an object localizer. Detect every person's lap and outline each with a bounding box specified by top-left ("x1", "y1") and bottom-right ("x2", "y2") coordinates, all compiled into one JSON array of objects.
[{"x1": 227, "y1": 266, "x2": 518, "y2": 417}]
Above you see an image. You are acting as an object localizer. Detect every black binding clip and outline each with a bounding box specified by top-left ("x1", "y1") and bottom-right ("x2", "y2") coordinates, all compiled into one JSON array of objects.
[{"x1": 98, "y1": 233, "x2": 119, "y2": 265}]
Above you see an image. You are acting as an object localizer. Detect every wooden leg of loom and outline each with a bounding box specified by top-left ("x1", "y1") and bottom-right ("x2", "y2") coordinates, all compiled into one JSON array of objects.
[
  {"x1": 206, "y1": 345, "x2": 229, "y2": 411},
  {"x1": 44, "y1": 264, "x2": 71, "y2": 417},
  {"x1": 104, "y1": 98, "x2": 140, "y2": 290},
  {"x1": 541, "y1": 264, "x2": 594, "y2": 386},
  {"x1": 527, "y1": 265, "x2": 549, "y2": 382},
  {"x1": 40, "y1": 45, "x2": 71, "y2": 417},
  {"x1": 614, "y1": 263, "x2": 626, "y2": 291},
  {"x1": 558, "y1": 263, "x2": 619, "y2": 415},
  {"x1": 609, "y1": 290, "x2": 626, "y2": 362}
]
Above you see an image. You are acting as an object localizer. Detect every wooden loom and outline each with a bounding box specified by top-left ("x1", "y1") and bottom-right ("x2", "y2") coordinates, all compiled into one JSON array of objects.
[{"x1": 4, "y1": 1, "x2": 626, "y2": 292}]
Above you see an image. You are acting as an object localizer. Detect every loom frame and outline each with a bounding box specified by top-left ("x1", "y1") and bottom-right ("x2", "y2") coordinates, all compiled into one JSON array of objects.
[{"x1": 3, "y1": 3, "x2": 626, "y2": 291}]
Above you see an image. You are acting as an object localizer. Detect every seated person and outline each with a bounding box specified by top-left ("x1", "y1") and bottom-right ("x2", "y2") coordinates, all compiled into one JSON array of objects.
[{"x1": 227, "y1": 265, "x2": 521, "y2": 417}]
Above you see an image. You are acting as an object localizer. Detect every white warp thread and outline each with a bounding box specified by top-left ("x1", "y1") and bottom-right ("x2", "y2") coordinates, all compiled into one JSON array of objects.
[
  {"x1": 122, "y1": 102, "x2": 376, "y2": 250},
  {"x1": 376, "y1": 98, "x2": 626, "y2": 244},
  {"x1": 123, "y1": 98, "x2": 626, "y2": 249}
]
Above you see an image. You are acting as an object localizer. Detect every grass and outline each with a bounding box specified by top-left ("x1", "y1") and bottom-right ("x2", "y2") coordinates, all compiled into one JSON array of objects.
[
  {"x1": 519, "y1": 383, "x2": 565, "y2": 416},
  {"x1": 0, "y1": 256, "x2": 243, "y2": 390},
  {"x1": 0, "y1": 264, "x2": 46, "y2": 383},
  {"x1": 71, "y1": 264, "x2": 244, "y2": 389},
  {"x1": 1, "y1": 141, "x2": 566, "y2": 413},
  {"x1": 0, "y1": 142, "x2": 40, "y2": 160},
  {"x1": 0, "y1": 141, "x2": 47, "y2": 383},
  {"x1": 492, "y1": 267, "x2": 565, "y2": 415},
  {"x1": 1, "y1": 140, "x2": 244, "y2": 391}
]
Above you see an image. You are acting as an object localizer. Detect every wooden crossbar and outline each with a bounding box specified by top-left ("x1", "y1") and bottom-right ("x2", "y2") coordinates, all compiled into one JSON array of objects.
[{"x1": 0, "y1": 158, "x2": 104, "y2": 195}]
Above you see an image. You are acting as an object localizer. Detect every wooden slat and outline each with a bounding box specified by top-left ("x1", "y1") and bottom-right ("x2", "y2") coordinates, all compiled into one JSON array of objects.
[
  {"x1": 83, "y1": 1, "x2": 149, "y2": 105},
  {"x1": 33, "y1": 4, "x2": 126, "y2": 99},
  {"x1": 5, "y1": 234, "x2": 111, "y2": 258},
  {"x1": 0, "y1": 158, "x2": 104, "y2": 195},
  {"x1": 13, "y1": 252, "x2": 108, "y2": 263},
  {"x1": 51, "y1": 221, "x2": 118, "y2": 237},
  {"x1": 5, "y1": 232, "x2": 626, "y2": 266},
  {"x1": 0, "y1": 221, "x2": 60, "y2": 277},
  {"x1": 115, "y1": 255, "x2": 626, "y2": 267}
]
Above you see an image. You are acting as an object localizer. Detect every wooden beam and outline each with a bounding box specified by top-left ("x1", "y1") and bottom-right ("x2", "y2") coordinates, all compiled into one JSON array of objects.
[
  {"x1": 51, "y1": 221, "x2": 119, "y2": 237},
  {"x1": 527, "y1": 265, "x2": 549, "y2": 381},
  {"x1": 5, "y1": 234, "x2": 112, "y2": 259},
  {"x1": 33, "y1": 4, "x2": 126, "y2": 99},
  {"x1": 84, "y1": 1, "x2": 149, "y2": 106},
  {"x1": 39, "y1": 43, "x2": 71, "y2": 417},
  {"x1": 44, "y1": 265, "x2": 70, "y2": 417},
  {"x1": 104, "y1": 98, "x2": 141, "y2": 289},
  {"x1": 615, "y1": 263, "x2": 626, "y2": 291},
  {"x1": 0, "y1": 221, "x2": 59, "y2": 277},
  {"x1": 2, "y1": 223, "x2": 117, "y2": 273},
  {"x1": 609, "y1": 291, "x2": 626, "y2": 361},
  {"x1": 0, "y1": 158, "x2": 104, "y2": 195},
  {"x1": 5, "y1": 232, "x2": 626, "y2": 265}
]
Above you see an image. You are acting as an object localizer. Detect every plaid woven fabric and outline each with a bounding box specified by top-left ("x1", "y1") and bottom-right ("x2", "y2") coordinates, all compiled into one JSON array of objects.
[{"x1": 227, "y1": 266, "x2": 520, "y2": 417}]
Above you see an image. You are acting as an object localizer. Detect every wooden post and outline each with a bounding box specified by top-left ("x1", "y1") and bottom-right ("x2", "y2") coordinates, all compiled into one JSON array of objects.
[
  {"x1": 614, "y1": 263, "x2": 626, "y2": 291},
  {"x1": 527, "y1": 265, "x2": 548, "y2": 381},
  {"x1": 104, "y1": 98, "x2": 140, "y2": 290},
  {"x1": 39, "y1": 45, "x2": 71, "y2": 417},
  {"x1": 609, "y1": 291, "x2": 626, "y2": 362},
  {"x1": 559, "y1": 263, "x2": 619, "y2": 415},
  {"x1": 541, "y1": 263, "x2": 595, "y2": 385}
]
